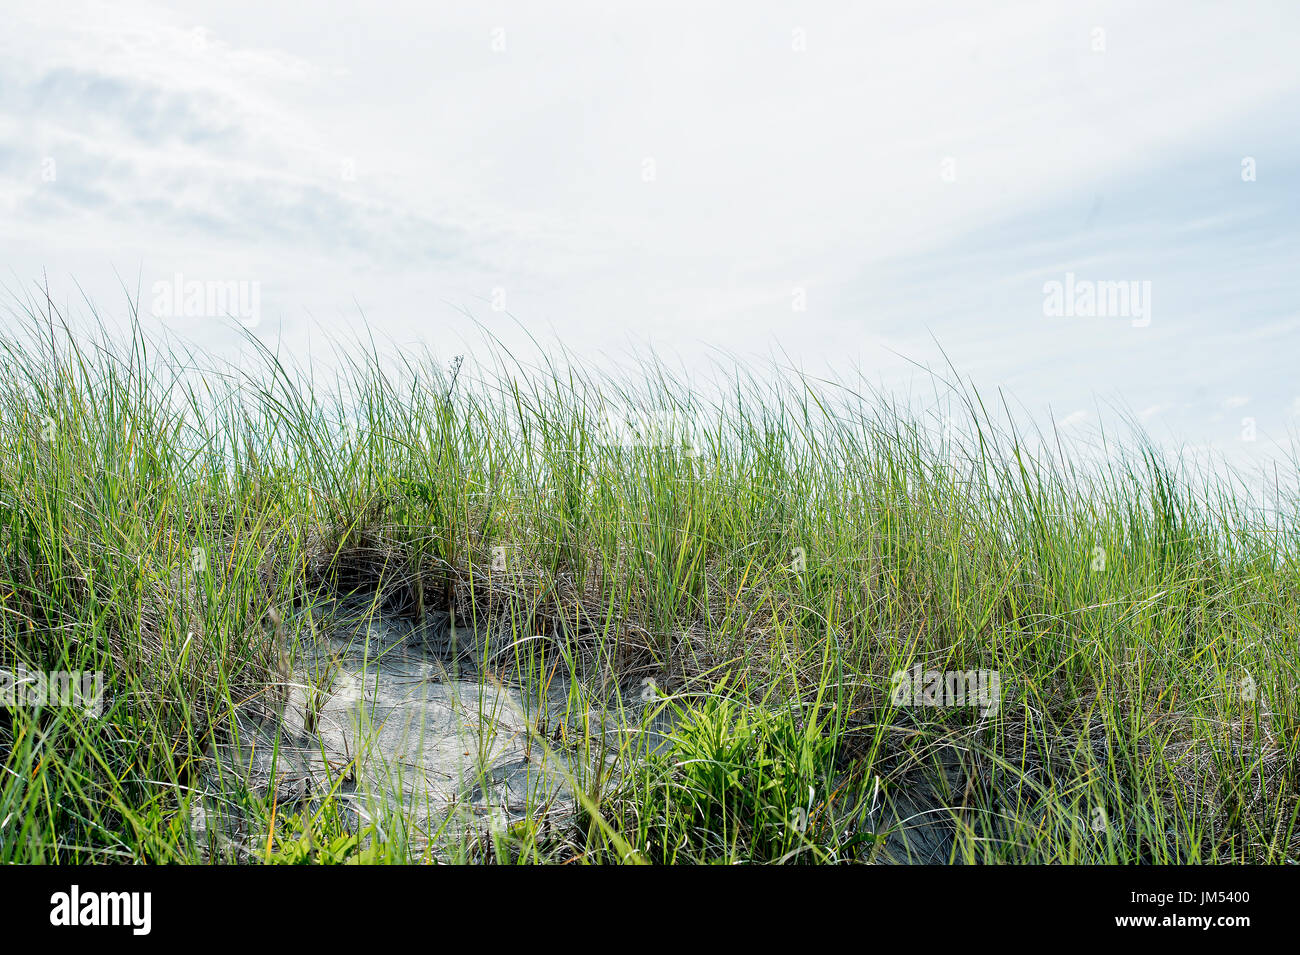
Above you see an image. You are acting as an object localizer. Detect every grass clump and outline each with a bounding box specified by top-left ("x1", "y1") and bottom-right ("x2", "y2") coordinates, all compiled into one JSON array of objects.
[
  {"x1": 613, "y1": 692, "x2": 841, "y2": 863},
  {"x1": 0, "y1": 293, "x2": 1297, "y2": 864}
]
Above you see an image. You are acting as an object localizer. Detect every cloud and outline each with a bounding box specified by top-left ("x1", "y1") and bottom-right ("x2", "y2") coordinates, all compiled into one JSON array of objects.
[
  {"x1": 1139, "y1": 403, "x2": 1174, "y2": 421},
  {"x1": 0, "y1": 1, "x2": 484, "y2": 270},
  {"x1": 1060, "y1": 410, "x2": 1089, "y2": 429}
]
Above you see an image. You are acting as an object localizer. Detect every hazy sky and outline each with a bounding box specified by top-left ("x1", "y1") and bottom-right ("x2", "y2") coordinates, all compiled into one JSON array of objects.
[{"x1": 3, "y1": 1, "x2": 1298, "y2": 471}]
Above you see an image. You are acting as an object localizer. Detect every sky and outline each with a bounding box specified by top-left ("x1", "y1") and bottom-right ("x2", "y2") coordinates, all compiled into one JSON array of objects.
[{"x1": 2, "y1": 0, "x2": 1299, "y2": 476}]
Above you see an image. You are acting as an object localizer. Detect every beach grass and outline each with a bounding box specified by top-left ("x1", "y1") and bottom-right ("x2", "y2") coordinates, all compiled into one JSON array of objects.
[{"x1": 1, "y1": 300, "x2": 1296, "y2": 864}]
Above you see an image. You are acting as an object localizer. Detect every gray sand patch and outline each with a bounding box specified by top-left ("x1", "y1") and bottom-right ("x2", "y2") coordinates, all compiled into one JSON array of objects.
[{"x1": 190, "y1": 607, "x2": 665, "y2": 856}]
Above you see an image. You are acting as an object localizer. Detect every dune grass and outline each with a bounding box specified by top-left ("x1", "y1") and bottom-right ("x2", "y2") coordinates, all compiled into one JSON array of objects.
[{"x1": 0, "y1": 300, "x2": 1297, "y2": 864}]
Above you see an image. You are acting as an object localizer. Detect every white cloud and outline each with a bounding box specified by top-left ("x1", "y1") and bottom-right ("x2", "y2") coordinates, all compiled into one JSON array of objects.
[
  {"x1": 1139, "y1": 402, "x2": 1173, "y2": 421},
  {"x1": 1060, "y1": 410, "x2": 1089, "y2": 429}
]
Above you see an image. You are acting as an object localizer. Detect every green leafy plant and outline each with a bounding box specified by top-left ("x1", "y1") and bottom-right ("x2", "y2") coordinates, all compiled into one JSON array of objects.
[
  {"x1": 266, "y1": 796, "x2": 392, "y2": 865},
  {"x1": 628, "y1": 694, "x2": 837, "y2": 863}
]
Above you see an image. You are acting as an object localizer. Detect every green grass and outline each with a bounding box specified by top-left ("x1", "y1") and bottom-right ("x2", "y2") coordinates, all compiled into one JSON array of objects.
[{"x1": 1, "y1": 300, "x2": 1297, "y2": 864}]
